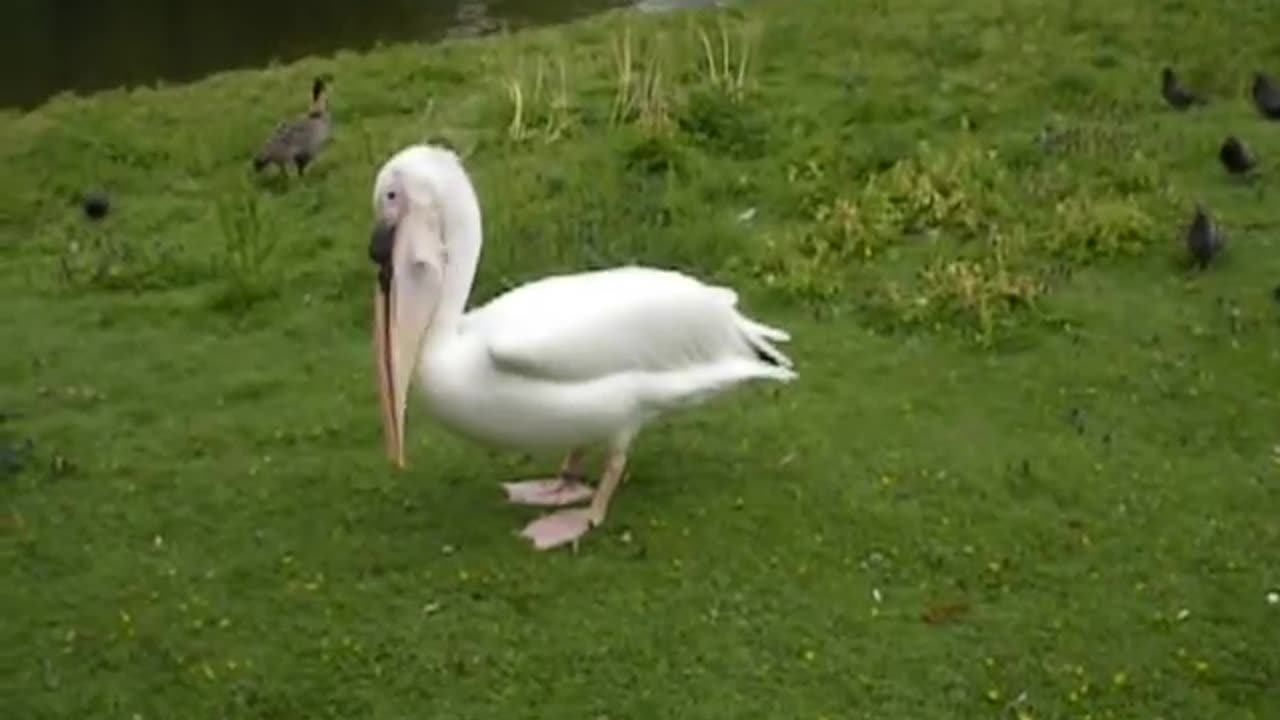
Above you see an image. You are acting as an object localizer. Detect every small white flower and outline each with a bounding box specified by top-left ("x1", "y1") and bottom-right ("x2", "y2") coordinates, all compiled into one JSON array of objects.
[
  {"x1": 1175, "y1": 608, "x2": 1191, "y2": 621},
  {"x1": 1267, "y1": 591, "x2": 1279, "y2": 606},
  {"x1": 872, "y1": 588, "x2": 882, "y2": 604}
]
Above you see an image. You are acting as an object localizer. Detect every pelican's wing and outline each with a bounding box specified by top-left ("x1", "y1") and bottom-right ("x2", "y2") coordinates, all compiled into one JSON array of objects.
[{"x1": 473, "y1": 266, "x2": 794, "y2": 384}]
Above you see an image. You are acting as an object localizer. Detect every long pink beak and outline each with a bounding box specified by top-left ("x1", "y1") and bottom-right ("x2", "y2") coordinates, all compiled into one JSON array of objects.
[{"x1": 373, "y1": 283, "x2": 405, "y2": 468}]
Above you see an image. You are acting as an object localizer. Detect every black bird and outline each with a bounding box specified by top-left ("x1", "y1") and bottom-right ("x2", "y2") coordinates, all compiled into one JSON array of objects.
[
  {"x1": 1219, "y1": 136, "x2": 1256, "y2": 175},
  {"x1": 0, "y1": 421, "x2": 33, "y2": 482},
  {"x1": 1251, "y1": 73, "x2": 1280, "y2": 119},
  {"x1": 1185, "y1": 204, "x2": 1224, "y2": 269},
  {"x1": 1161, "y1": 67, "x2": 1204, "y2": 109},
  {"x1": 81, "y1": 190, "x2": 110, "y2": 220}
]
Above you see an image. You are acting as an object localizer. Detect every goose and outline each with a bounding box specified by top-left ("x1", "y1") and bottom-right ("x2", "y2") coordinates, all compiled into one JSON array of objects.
[
  {"x1": 253, "y1": 75, "x2": 332, "y2": 176},
  {"x1": 368, "y1": 144, "x2": 797, "y2": 550}
]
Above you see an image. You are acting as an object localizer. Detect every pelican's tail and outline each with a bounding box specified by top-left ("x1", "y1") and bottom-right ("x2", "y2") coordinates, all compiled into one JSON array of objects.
[
  {"x1": 702, "y1": 281, "x2": 795, "y2": 378},
  {"x1": 734, "y1": 312, "x2": 796, "y2": 381},
  {"x1": 638, "y1": 307, "x2": 797, "y2": 413}
]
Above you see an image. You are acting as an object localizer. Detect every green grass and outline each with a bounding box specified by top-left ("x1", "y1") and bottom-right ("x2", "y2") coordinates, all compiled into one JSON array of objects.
[{"x1": 3, "y1": 0, "x2": 1280, "y2": 717}]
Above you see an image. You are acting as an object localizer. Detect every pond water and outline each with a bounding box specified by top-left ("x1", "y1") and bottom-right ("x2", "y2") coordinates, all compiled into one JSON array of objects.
[{"x1": 0, "y1": 0, "x2": 723, "y2": 111}]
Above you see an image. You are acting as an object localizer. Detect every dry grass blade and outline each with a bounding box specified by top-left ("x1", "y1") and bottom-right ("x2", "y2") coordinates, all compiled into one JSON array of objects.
[
  {"x1": 610, "y1": 27, "x2": 636, "y2": 126},
  {"x1": 505, "y1": 53, "x2": 573, "y2": 144},
  {"x1": 694, "y1": 17, "x2": 757, "y2": 100},
  {"x1": 921, "y1": 600, "x2": 972, "y2": 625},
  {"x1": 506, "y1": 76, "x2": 526, "y2": 141}
]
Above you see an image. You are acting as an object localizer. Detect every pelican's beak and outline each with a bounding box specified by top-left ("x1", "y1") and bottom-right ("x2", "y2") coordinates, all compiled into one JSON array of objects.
[{"x1": 370, "y1": 213, "x2": 442, "y2": 469}]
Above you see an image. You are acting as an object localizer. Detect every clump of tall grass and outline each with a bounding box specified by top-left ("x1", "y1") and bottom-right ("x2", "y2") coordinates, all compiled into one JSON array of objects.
[
  {"x1": 210, "y1": 188, "x2": 280, "y2": 313},
  {"x1": 51, "y1": 213, "x2": 189, "y2": 294},
  {"x1": 691, "y1": 16, "x2": 758, "y2": 102},
  {"x1": 609, "y1": 26, "x2": 675, "y2": 135},
  {"x1": 504, "y1": 54, "x2": 575, "y2": 144}
]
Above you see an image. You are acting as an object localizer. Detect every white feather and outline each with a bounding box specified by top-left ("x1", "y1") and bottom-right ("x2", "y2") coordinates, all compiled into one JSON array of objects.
[{"x1": 472, "y1": 265, "x2": 794, "y2": 383}]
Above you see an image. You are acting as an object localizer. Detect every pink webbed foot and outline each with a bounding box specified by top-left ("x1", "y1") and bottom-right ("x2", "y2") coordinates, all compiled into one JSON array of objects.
[
  {"x1": 519, "y1": 508, "x2": 598, "y2": 551},
  {"x1": 501, "y1": 478, "x2": 594, "y2": 507}
]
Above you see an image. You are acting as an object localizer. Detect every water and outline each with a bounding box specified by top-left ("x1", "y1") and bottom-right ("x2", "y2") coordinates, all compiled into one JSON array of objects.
[{"x1": 0, "y1": 0, "x2": 675, "y2": 111}]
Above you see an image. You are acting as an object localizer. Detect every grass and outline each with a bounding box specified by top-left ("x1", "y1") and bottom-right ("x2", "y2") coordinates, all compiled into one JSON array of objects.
[{"x1": 2, "y1": 0, "x2": 1280, "y2": 716}]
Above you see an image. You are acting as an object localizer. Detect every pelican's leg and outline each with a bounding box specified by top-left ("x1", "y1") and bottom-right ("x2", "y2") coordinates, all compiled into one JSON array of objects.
[
  {"x1": 501, "y1": 449, "x2": 594, "y2": 507},
  {"x1": 519, "y1": 438, "x2": 630, "y2": 551}
]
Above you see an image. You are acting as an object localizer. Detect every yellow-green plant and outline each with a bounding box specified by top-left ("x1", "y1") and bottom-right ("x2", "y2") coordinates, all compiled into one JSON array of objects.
[
  {"x1": 691, "y1": 17, "x2": 758, "y2": 101},
  {"x1": 609, "y1": 27, "x2": 674, "y2": 135},
  {"x1": 504, "y1": 54, "x2": 573, "y2": 144}
]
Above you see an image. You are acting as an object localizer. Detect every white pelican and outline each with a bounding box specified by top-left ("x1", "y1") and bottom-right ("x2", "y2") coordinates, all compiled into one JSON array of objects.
[{"x1": 368, "y1": 144, "x2": 797, "y2": 550}]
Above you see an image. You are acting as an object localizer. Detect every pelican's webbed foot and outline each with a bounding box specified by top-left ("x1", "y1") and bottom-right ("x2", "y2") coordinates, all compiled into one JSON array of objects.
[
  {"x1": 502, "y1": 448, "x2": 593, "y2": 507},
  {"x1": 517, "y1": 442, "x2": 630, "y2": 552},
  {"x1": 520, "y1": 508, "x2": 597, "y2": 550},
  {"x1": 502, "y1": 476, "x2": 594, "y2": 507}
]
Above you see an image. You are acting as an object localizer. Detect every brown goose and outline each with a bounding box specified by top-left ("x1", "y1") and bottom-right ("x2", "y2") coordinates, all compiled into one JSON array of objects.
[{"x1": 253, "y1": 76, "x2": 332, "y2": 176}]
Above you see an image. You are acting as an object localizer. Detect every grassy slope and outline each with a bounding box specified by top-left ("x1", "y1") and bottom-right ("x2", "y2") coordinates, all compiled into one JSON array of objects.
[{"x1": 2, "y1": 0, "x2": 1279, "y2": 717}]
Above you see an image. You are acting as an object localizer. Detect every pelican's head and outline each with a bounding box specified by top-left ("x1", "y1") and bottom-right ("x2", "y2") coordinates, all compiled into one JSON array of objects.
[{"x1": 368, "y1": 146, "x2": 453, "y2": 469}]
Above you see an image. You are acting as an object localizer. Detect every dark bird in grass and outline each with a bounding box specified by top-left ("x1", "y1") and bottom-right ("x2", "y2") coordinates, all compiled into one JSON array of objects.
[
  {"x1": 1251, "y1": 73, "x2": 1280, "y2": 119},
  {"x1": 1161, "y1": 67, "x2": 1205, "y2": 110},
  {"x1": 1219, "y1": 136, "x2": 1256, "y2": 175},
  {"x1": 253, "y1": 75, "x2": 332, "y2": 177},
  {"x1": 0, "y1": 416, "x2": 33, "y2": 482},
  {"x1": 81, "y1": 190, "x2": 110, "y2": 220},
  {"x1": 1185, "y1": 204, "x2": 1225, "y2": 270}
]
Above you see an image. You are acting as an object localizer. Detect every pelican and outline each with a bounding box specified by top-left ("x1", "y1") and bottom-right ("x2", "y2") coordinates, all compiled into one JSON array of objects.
[{"x1": 369, "y1": 144, "x2": 797, "y2": 550}]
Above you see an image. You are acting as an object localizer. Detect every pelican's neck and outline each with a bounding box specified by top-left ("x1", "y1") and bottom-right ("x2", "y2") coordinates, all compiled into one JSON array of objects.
[{"x1": 421, "y1": 155, "x2": 484, "y2": 348}]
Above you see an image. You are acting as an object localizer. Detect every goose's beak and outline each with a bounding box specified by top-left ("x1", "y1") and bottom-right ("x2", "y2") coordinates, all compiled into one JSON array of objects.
[{"x1": 370, "y1": 213, "x2": 443, "y2": 469}]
